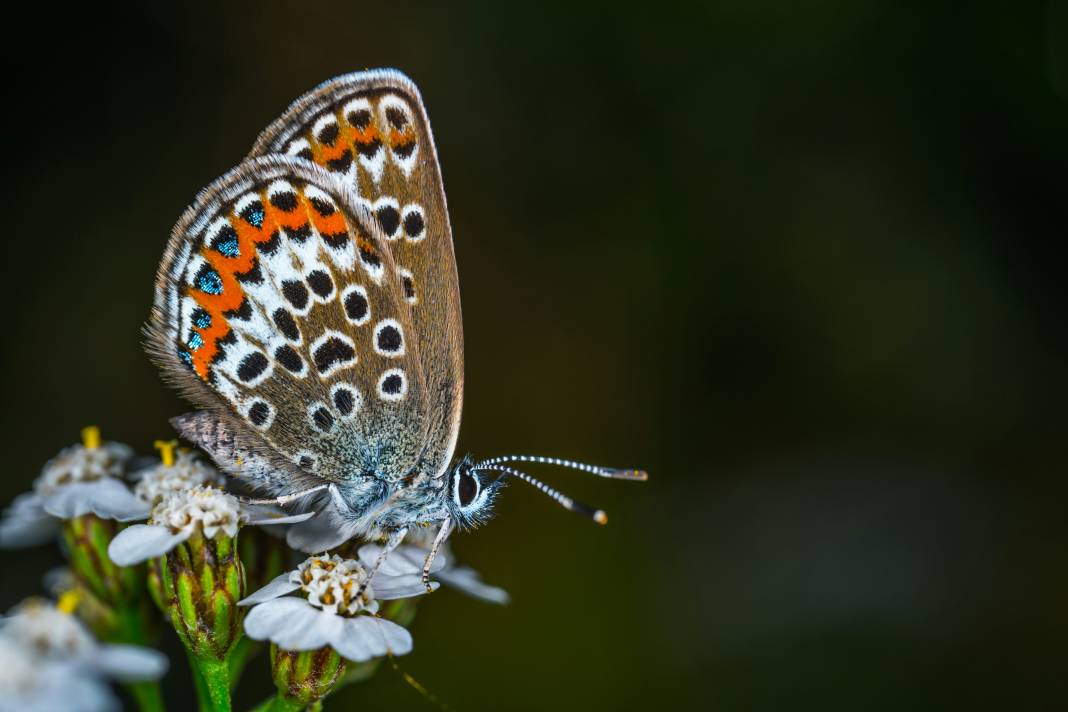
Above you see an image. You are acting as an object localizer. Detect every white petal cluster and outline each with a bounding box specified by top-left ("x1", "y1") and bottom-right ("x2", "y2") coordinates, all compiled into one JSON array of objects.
[
  {"x1": 0, "y1": 599, "x2": 167, "y2": 712},
  {"x1": 34, "y1": 443, "x2": 131, "y2": 496},
  {"x1": 239, "y1": 547, "x2": 439, "y2": 663},
  {"x1": 108, "y1": 486, "x2": 313, "y2": 566},
  {"x1": 294, "y1": 555, "x2": 376, "y2": 616},
  {"x1": 151, "y1": 485, "x2": 241, "y2": 539},
  {"x1": 1, "y1": 440, "x2": 145, "y2": 546},
  {"x1": 134, "y1": 452, "x2": 222, "y2": 507}
]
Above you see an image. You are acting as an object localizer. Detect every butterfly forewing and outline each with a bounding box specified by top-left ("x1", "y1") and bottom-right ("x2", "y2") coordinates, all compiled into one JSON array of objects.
[
  {"x1": 249, "y1": 69, "x2": 463, "y2": 483},
  {"x1": 148, "y1": 155, "x2": 432, "y2": 487}
]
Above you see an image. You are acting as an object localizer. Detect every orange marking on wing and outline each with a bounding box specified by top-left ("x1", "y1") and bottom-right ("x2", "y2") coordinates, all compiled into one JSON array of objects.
[
  {"x1": 352, "y1": 125, "x2": 380, "y2": 145},
  {"x1": 309, "y1": 209, "x2": 346, "y2": 237},
  {"x1": 390, "y1": 127, "x2": 415, "y2": 147}
]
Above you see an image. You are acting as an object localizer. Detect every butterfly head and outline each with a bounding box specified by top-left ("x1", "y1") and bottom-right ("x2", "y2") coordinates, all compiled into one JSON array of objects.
[{"x1": 445, "y1": 455, "x2": 502, "y2": 529}]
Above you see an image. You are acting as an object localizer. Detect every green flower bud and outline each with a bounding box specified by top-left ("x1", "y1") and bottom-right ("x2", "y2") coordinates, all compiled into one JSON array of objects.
[
  {"x1": 270, "y1": 644, "x2": 346, "y2": 707},
  {"x1": 153, "y1": 527, "x2": 246, "y2": 660},
  {"x1": 63, "y1": 514, "x2": 145, "y2": 606}
]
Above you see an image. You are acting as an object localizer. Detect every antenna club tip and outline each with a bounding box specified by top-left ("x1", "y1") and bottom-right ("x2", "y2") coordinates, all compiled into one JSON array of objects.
[
  {"x1": 594, "y1": 510, "x2": 608, "y2": 525},
  {"x1": 632, "y1": 470, "x2": 649, "y2": 481}
]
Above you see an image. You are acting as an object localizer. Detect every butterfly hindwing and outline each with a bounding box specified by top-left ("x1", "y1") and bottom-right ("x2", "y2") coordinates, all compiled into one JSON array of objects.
[
  {"x1": 148, "y1": 155, "x2": 432, "y2": 488},
  {"x1": 249, "y1": 69, "x2": 463, "y2": 483}
]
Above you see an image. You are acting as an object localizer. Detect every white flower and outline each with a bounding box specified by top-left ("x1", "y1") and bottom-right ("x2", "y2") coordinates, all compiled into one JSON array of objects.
[
  {"x1": 108, "y1": 485, "x2": 313, "y2": 565},
  {"x1": 399, "y1": 528, "x2": 510, "y2": 605},
  {"x1": 238, "y1": 547, "x2": 438, "y2": 662},
  {"x1": 0, "y1": 598, "x2": 168, "y2": 712},
  {"x1": 0, "y1": 492, "x2": 59, "y2": 548},
  {"x1": 0, "y1": 599, "x2": 168, "y2": 682},
  {"x1": 0, "y1": 637, "x2": 117, "y2": 712},
  {"x1": 0, "y1": 435, "x2": 144, "y2": 548},
  {"x1": 131, "y1": 450, "x2": 223, "y2": 506}
]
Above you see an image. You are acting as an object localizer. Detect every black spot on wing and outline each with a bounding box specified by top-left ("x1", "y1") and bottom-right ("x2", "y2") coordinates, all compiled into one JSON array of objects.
[
  {"x1": 260, "y1": 230, "x2": 281, "y2": 255},
  {"x1": 272, "y1": 309, "x2": 300, "y2": 341},
  {"x1": 382, "y1": 373, "x2": 403, "y2": 395},
  {"x1": 377, "y1": 325, "x2": 402, "y2": 353},
  {"x1": 344, "y1": 291, "x2": 368, "y2": 322},
  {"x1": 237, "y1": 260, "x2": 264, "y2": 285},
  {"x1": 317, "y1": 122, "x2": 339, "y2": 146},
  {"x1": 313, "y1": 337, "x2": 356, "y2": 374},
  {"x1": 347, "y1": 108, "x2": 371, "y2": 129},
  {"x1": 333, "y1": 388, "x2": 355, "y2": 415},
  {"x1": 270, "y1": 191, "x2": 298, "y2": 212},
  {"x1": 281, "y1": 281, "x2": 309, "y2": 310},
  {"x1": 287, "y1": 223, "x2": 311, "y2": 243},
  {"x1": 274, "y1": 345, "x2": 304, "y2": 373},
  {"x1": 248, "y1": 400, "x2": 270, "y2": 427},
  {"x1": 307, "y1": 270, "x2": 334, "y2": 298},
  {"x1": 312, "y1": 406, "x2": 334, "y2": 432},
  {"x1": 376, "y1": 205, "x2": 400, "y2": 237},
  {"x1": 309, "y1": 197, "x2": 336, "y2": 216},
  {"x1": 326, "y1": 150, "x2": 353, "y2": 173},
  {"x1": 237, "y1": 352, "x2": 269, "y2": 383},
  {"x1": 224, "y1": 297, "x2": 252, "y2": 321}
]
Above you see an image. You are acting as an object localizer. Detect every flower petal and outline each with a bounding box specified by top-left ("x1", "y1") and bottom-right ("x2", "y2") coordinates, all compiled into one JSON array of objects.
[
  {"x1": 90, "y1": 478, "x2": 151, "y2": 521},
  {"x1": 394, "y1": 544, "x2": 452, "y2": 571},
  {"x1": 438, "y1": 566, "x2": 511, "y2": 605},
  {"x1": 244, "y1": 597, "x2": 340, "y2": 650},
  {"x1": 92, "y1": 645, "x2": 169, "y2": 682},
  {"x1": 285, "y1": 511, "x2": 352, "y2": 552},
  {"x1": 0, "y1": 493, "x2": 59, "y2": 548},
  {"x1": 372, "y1": 575, "x2": 438, "y2": 600},
  {"x1": 41, "y1": 480, "x2": 148, "y2": 521},
  {"x1": 107, "y1": 524, "x2": 187, "y2": 566},
  {"x1": 330, "y1": 616, "x2": 412, "y2": 662},
  {"x1": 238, "y1": 573, "x2": 301, "y2": 605},
  {"x1": 359, "y1": 543, "x2": 446, "y2": 577}
]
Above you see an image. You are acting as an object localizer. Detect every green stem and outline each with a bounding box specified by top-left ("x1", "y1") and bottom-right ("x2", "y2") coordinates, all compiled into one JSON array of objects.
[
  {"x1": 127, "y1": 681, "x2": 166, "y2": 712},
  {"x1": 186, "y1": 650, "x2": 213, "y2": 712},
  {"x1": 193, "y1": 656, "x2": 232, "y2": 712}
]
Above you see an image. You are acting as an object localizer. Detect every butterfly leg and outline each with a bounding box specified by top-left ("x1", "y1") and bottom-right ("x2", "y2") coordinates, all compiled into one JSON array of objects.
[
  {"x1": 422, "y1": 516, "x2": 453, "y2": 593},
  {"x1": 358, "y1": 526, "x2": 409, "y2": 598},
  {"x1": 239, "y1": 483, "x2": 331, "y2": 506}
]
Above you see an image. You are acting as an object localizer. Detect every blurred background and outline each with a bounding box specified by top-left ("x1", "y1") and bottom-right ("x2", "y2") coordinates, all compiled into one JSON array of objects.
[{"x1": 2, "y1": 1, "x2": 1067, "y2": 709}]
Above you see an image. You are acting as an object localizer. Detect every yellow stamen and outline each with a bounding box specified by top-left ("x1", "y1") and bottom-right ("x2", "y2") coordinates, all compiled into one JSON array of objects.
[
  {"x1": 81, "y1": 426, "x2": 101, "y2": 450},
  {"x1": 57, "y1": 589, "x2": 81, "y2": 615},
  {"x1": 154, "y1": 439, "x2": 178, "y2": 467}
]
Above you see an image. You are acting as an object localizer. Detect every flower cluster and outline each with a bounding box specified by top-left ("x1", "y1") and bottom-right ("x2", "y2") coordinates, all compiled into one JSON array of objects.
[
  {"x1": 0, "y1": 429, "x2": 509, "y2": 710},
  {"x1": 0, "y1": 598, "x2": 166, "y2": 712}
]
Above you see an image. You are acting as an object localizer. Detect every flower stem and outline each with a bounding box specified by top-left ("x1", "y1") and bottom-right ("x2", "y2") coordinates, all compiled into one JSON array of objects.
[
  {"x1": 185, "y1": 650, "x2": 212, "y2": 712},
  {"x1": 127, "y1": 681, "x2": 166, "y2": 712},
  {"x1": 193, "y1": 656, "x2": 232, "y2": 712}
]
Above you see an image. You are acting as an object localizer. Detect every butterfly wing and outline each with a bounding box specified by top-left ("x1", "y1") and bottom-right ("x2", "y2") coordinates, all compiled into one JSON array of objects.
[
  {"x1": 148, "y1": 155, "x2": 433, "y2": 490},
  {"x1": 248, "y1": 69, "x2": 463, "y2": 483}
]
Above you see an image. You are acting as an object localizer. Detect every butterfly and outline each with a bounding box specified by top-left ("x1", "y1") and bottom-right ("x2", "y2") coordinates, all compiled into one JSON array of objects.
[{"x1": 147, "y1": 69, "x2": 646, "y2": 588}]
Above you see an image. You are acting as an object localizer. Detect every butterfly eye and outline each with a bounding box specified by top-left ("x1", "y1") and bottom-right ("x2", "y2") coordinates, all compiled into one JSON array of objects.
[{"x1": 455, "y1": 469, "x2": 480, "y2": 508}]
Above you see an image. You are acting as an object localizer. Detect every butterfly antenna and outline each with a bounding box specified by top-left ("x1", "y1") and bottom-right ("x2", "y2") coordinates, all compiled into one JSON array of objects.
[
  {"x1": 475, "y1": 455, "x2": 648, "y2": 482},
  {"x1": 471, "y1": 464, "x2": 608, "y2": 525}
]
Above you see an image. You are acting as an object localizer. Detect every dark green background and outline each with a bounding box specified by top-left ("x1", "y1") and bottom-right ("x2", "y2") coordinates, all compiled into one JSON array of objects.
[{"x1": 3, "y1": 1, "x2": 1067, "y2": 709}]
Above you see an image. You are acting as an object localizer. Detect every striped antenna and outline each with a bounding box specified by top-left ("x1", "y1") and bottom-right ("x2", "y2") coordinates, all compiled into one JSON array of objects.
[
  {"x1": 472, "y1": 464, "x2": 608, "y2": 525},
  {"x1": 474, "y1": 455, "x2": 648, "y2": 482}
]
